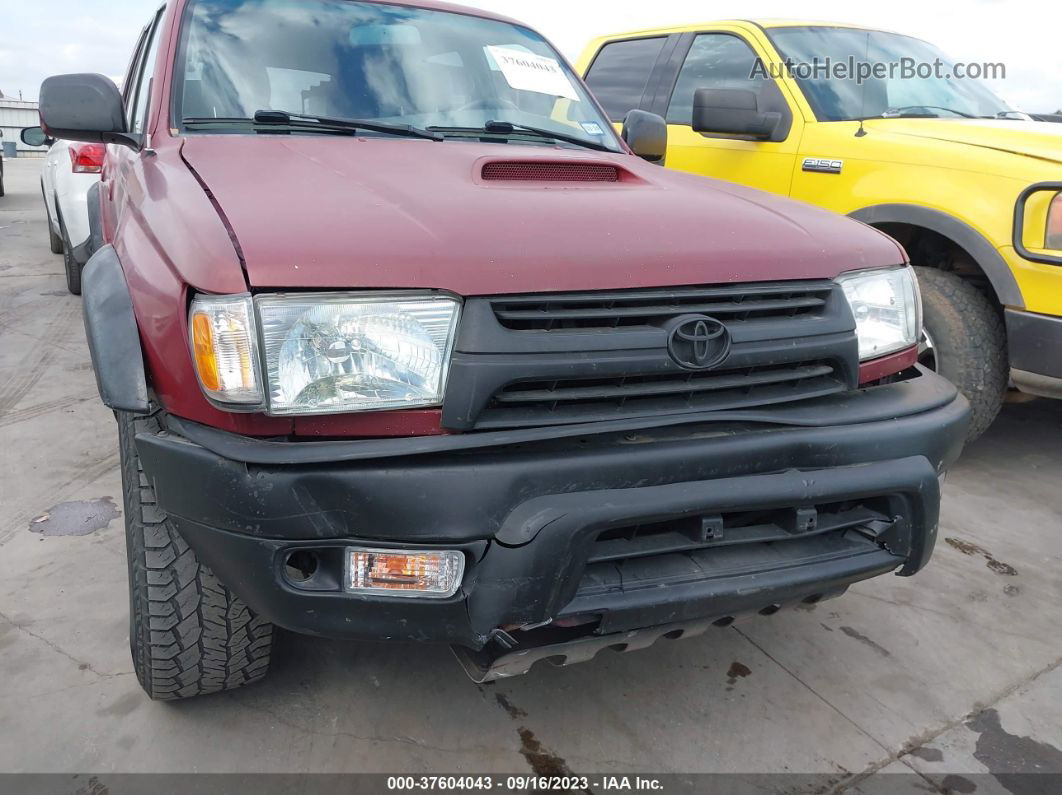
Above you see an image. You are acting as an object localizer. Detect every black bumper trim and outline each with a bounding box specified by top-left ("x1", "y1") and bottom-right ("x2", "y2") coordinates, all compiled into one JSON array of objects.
[
  {"x1": 1007, "y1": 308, "x2": 1062, "y2": 380},
  {"x1": 163, "y1": 366, "x2": 958, "y2": 466}
]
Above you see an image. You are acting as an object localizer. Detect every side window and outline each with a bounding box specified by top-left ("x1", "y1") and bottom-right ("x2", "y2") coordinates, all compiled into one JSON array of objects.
[
  {"x1": 121, "y1": 28, "x2": 150, "y2": 109},
  {"x1": 128, "y1": 13, "x2": 165, "y2": 134},
  {"x1": 666, "y1": 34, "x2": 764, "y2": 126},
  {"x1": 584, "y1": 37, "x2": 667, "y2": 122}
]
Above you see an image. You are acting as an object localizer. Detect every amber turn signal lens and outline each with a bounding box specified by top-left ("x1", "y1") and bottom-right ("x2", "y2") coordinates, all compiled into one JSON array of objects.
[
  {"x1": 347, "y1": 548, "x2": 464, "y2": 599},
  {"x1": 191, "y1": 312, "x2": 220, "y2": 392},
  {"x1": 187, "y1": 295, "x2": 263, "y2": 406}
]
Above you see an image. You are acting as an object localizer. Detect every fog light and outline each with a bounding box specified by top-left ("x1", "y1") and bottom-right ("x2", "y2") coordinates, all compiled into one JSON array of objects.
[{"x1": 347, "y1": 548, "x2": 464, "y2": 599}]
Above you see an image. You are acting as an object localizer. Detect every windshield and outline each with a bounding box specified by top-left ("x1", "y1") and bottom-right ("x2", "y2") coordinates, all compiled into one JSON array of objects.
[
  {"x1": 767, "y1": 27, "x2": 1018, "y2": 121},
  {"x1": 174, "y1": 0, "x2": 622, "y2": 152}
]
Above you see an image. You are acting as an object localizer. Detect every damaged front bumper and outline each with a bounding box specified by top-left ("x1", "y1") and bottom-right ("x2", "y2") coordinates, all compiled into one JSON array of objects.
[{"x1": 134, "y1": 367, "x2": 969, "y2": 675}]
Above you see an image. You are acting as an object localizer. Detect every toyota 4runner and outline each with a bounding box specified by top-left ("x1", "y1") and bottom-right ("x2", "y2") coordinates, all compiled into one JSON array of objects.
[{"x1": 39, "y1": 0, "x2": 967, "y2": 700}]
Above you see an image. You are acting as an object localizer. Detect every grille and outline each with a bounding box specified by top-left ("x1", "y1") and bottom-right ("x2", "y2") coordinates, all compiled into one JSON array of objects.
[
  {"x1": 491, "y1": 282, "x2": 834, "y2": 331},
  {"x1": 481, "y1": 161, "x2": 621, "y2": 183},
  {"x1": 478, "y1": 361, "x2": 846, "y2": 429},
  {"x1": 586, "y1": 498, "x2": 896, "y2": 567}
]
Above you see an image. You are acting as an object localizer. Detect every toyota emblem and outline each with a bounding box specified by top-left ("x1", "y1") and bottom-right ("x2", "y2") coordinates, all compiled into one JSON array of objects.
[{"x1": 667, "y1": 316, "x2": 730, "y2": 370}]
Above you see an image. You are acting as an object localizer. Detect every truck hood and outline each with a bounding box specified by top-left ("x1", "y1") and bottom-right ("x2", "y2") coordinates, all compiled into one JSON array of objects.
[
  {"x1": 180, "y1": 136, "x2": 902, "y2": 295},
  {"x1": 862, "y1": 118, "x2": 1062, "y2": 164}
]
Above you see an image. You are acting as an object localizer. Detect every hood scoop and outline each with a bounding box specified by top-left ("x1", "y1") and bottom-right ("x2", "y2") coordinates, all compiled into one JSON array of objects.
[{"x1": 481, "y1": 161, "x2": 622, "y2": 183}]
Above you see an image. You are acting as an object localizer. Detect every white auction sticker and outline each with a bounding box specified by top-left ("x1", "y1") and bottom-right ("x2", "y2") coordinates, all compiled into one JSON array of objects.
[{"x1": 486, "y1": 45, "x2": 579, "y2": 101}]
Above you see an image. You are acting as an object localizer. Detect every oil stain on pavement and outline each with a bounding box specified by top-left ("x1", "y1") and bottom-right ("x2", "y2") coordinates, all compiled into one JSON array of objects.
[
  {"x1": 945, "y1": 537, "x2": 1019, "y2": 576},
  {"x1": 29, "y1": 498, "x2": 120, "y2": 537},
  {"x1": 489, "y1": 689, "x2": 579, "y2": 783},
  {"x1": 839, "y1": 626, "x2": 891, "y2": 657},
  {"x1": 726, "y1": 661, "x2": 752, "y2": 685}
]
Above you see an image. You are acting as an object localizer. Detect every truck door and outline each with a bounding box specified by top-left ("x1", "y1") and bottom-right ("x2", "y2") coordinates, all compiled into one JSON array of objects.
[{"x1": 657, "y1": 30, "x2": 802, "y2": 196}]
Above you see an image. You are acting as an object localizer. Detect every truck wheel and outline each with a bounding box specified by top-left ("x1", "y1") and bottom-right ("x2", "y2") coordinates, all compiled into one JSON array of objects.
[
  {"x1": 58, "y1": 210, "x2": 81, "y2": 295},
  {"x1": 118, "y1": 411, "x2": 274, "y2": 700},
  {"x1": 913, "y1": 267, "x2": 1007, "y2": 441},
  {"x1": 44, "y1": 185, "x2": 64, "y2": 253}
]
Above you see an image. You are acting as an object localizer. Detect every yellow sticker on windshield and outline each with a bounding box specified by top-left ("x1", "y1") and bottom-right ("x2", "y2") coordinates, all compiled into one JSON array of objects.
[{"x1": 486, "y1": 46, "x2": 579, "y2": 101}]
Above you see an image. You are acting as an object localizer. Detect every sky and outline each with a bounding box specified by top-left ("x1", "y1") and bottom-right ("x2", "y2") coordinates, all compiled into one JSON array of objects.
[{"x1": 2, "y1": 0, "x2": 1060, "y2": 112}]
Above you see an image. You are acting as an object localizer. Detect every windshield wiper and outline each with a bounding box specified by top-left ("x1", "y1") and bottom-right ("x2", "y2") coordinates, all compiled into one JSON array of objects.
[
  {"x1": 881, "y1": 105, "x2": 976, "y2": 119},
  {"x1": 428, "y1": 120, "x2": 614, "y2": 153},
  {"x1": 183, "y1": 110, "x2": 442, "y2": 141}
]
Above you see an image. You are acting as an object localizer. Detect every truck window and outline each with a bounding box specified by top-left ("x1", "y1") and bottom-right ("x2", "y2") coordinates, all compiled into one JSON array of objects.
[
  {"x1": 667, "y1": 34, "x2": 764, "y2": 126},
  {"x1": 584, "y1": 37, "x2": 667, "y2": 122},
  {"x1": 767, "y1": 27, "x2": 1016, "y2": 121},
  {"x1": 174, "y1": 0, "x2": 621, "y2": 151},
  {"x1": 128, "y1": 11, "x2": 165, "y2": 134}
]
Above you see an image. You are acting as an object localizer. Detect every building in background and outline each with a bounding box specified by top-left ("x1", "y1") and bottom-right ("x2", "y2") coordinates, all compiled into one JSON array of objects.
[{"x1": 0, "y1": 92, "x2": 46, "y2": 158}]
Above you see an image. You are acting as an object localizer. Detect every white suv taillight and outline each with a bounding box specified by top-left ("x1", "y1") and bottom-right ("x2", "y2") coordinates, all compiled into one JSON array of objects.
[{"x1": 69, "y1": 143, "x2": 105, "y2": 174}]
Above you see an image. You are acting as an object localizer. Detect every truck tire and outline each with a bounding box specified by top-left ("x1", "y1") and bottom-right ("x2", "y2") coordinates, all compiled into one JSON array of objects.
[
  {"x1": 44, "y1": 185, "x2": 64, "y2": 253},
  {"x1": 914, "y1": 267, "x2": 1007, "y2": 441},
  {"x1": 118, "y1": 410, "x2": 274, "y2": 700},
  {"x1": 59, "y1": 210, "x2": 82, "y2": 296}
]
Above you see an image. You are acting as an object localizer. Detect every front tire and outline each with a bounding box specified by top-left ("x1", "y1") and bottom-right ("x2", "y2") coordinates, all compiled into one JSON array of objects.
[
  {"x1": 118, "y1": 411, "x2": 274, "y2": 700},
  {"x1": 914, "y1": 267, "x2": 1007, "y2": 441}
]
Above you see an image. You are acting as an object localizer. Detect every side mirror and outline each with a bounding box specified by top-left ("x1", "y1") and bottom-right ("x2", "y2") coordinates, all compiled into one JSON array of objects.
[
  {"x1": 21, "y1": 127, "x2": 54, "y2": 148},
  {"x1": 622, "y1": 109, "x2": 667, "y2": 165},
  {"x1": 692, "y1": 89, "x2": 782, "y2": 141},
  {"x1": 39, "y1": 73, "x2": 141, "y2": 150}
]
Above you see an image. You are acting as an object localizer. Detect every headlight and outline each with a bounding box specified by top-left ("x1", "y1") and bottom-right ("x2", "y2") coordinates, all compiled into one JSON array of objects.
[
  {"x1": 191, "y1": 292, "x2": 461, "y2": 415},
  {"x1": 190, "y1": 292, "x2": 460, "y2": 415},
  {"x1": 258, "y1": 293, "x2": 460, "y2": 415},
  {"x1": 837, "y1": 266, "x2": 921, "y2": 361}
]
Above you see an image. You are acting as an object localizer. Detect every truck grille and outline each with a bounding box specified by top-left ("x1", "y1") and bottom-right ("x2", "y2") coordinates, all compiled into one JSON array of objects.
[
  {"x1": 443, "y1": 280, "x2": 858, "y2": 431},
  {"x1": 491, "y1": 282, "x2": 833, "y2": 331},
  {"x1": 478, "y1": 361, "x2": 846, "y2": 429}
]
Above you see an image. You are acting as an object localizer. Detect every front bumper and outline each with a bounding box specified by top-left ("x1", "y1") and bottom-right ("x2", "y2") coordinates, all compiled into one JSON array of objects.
[
  {"x1": 1007, "y1": 309, "x2": 1062, "y2": 399},
  {"x1": 135, "y1": 368, "x2": 969, "y2": 651}
]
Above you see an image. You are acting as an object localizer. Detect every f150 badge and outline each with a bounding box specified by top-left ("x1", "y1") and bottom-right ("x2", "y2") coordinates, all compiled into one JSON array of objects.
[{"x1": 803, "y1": 157, "x2": 844, "y2": 174}]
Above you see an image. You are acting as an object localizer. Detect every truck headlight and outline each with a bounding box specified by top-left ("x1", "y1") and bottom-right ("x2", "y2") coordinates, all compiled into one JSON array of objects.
[
  {"x1": 190, "y1": 292, "x2": 461, "y2": 415},
  {"x1": 837, "y1": 266, "x2": 921, "y2": 361}
]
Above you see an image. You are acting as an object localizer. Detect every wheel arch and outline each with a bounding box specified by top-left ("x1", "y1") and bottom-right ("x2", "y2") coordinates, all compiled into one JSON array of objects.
[
  {"x1": 849, "y1": 204, "x2": 1024, "y2": 310},
  {"x1": 82, "y1": 245, "x2": 150, "y2": 413}
]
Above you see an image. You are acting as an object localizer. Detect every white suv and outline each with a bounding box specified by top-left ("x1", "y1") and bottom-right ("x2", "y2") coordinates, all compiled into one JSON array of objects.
[{"x1": 21, "y1": 126, "x2": 103, "y2": 294}]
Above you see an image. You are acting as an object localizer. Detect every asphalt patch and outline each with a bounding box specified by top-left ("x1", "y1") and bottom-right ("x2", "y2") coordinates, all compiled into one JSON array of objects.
[{"x1": 29, "y1": 498, "x2": 120, "y2": 537}]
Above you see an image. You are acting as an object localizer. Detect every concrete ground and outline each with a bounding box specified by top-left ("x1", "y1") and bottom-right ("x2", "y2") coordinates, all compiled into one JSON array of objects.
[{"x1": 1, "y1": 157, "x2": 1060, "y2": 790}]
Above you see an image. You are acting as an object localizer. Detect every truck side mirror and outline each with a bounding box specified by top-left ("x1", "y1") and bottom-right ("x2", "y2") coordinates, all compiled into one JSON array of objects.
[
  {"x1": 21, "y1": 127, "x2": 54, "y2": 148},
  {"x1": 692, "y1": 88, "x2": 782, "y2": 142},
  {"x1": 621, "y1": 109, "x2": 667, "y2": 165},
  {"x1": 39, "y1": 73, "x2": 141, "y2": 150}
]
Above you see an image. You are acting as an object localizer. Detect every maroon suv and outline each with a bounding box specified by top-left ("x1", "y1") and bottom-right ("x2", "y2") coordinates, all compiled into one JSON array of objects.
[{"x1": 38, "y1": 0, "x2": 968, "y2": 700}]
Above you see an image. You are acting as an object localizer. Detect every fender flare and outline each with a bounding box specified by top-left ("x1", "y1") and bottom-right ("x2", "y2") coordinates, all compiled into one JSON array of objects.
[
  {"x1": 849, "y1": 204, "x2": 1024, "y2": 309},
  {"x1": 82, "y1": 245, "x2": 150, "y2": 414},
  {"x1": 86, "y1": 181, "x2": 104, "y2": 259}
]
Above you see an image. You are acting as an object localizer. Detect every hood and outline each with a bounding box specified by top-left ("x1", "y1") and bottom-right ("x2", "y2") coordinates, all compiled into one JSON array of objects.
[
  {"x1": 861, "y1": 118, "x2": 1062, "y2": 164},
  {"x1": 180, "y1": 136, "x2": 902, "y2": 295}
]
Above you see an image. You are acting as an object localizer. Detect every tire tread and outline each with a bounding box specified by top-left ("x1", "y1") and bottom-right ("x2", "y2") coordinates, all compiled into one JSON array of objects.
[{"x1": 119, "y1": 411, "x2": 273, "y2": 700}]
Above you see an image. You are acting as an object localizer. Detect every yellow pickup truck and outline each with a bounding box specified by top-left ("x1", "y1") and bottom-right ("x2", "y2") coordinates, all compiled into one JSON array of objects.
[{"x1": 578, "y1": 21, "x2": 1062, "y2": 439}]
